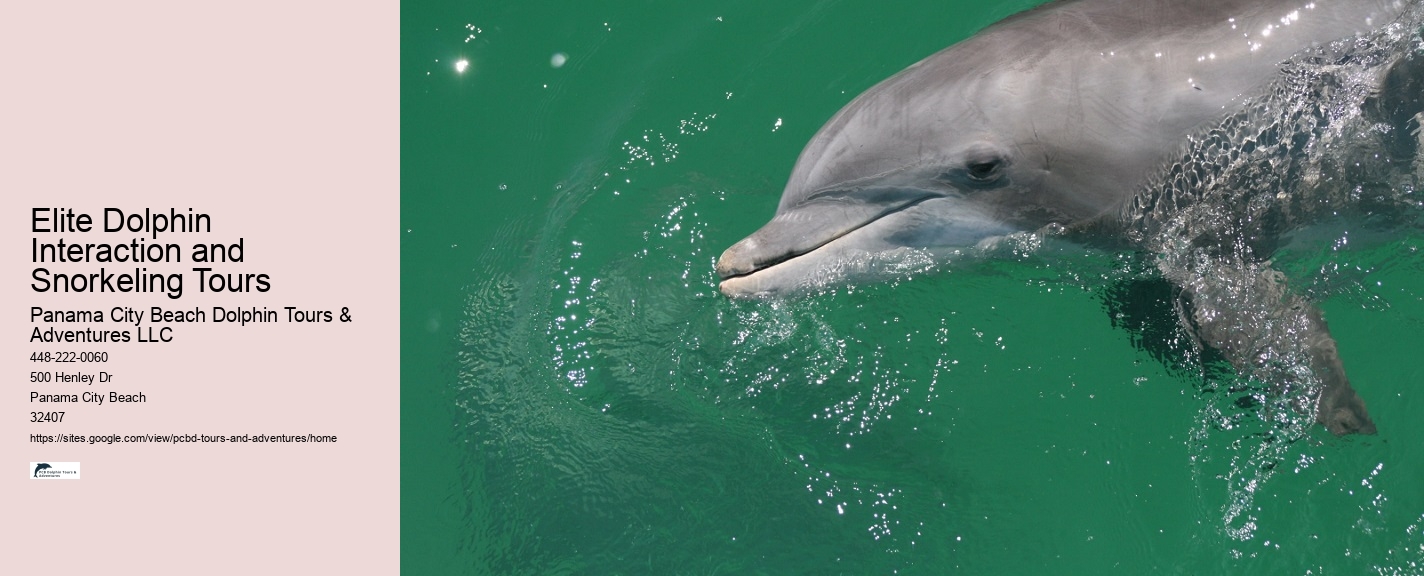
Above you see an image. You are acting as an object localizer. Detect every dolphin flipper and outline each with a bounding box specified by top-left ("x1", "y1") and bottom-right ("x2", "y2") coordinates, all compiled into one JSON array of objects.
[
  {"x1": 1159, "y1": 255, "x2": 1375, "y2": 435},
  {"x1": 1364, "y1": 51, "x2": 1424, "y2": 163}
]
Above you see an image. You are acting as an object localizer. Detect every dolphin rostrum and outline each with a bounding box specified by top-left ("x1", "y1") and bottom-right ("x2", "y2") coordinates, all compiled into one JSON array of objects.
[{"x1": 718, "y1": 0, "x2": 1424, "y2": 434}]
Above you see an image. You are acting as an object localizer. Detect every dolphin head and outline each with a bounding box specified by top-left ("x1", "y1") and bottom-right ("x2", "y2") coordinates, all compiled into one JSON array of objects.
[
  {"x1": 714, "y1": 1, "x2": 1284, "y2": 297},
  {"x1": 717, "y1": 28, "x2": 1147, "y2": 297}
]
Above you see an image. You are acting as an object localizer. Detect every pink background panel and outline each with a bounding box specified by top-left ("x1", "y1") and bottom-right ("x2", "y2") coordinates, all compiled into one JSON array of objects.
[{"x1": 2, "y1": 2, "x2": 399, "y2": 573}]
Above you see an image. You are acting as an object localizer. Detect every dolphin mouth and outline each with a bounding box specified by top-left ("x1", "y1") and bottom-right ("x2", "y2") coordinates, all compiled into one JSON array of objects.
[{"x1": 715, "y1": 192, "x2": 940, "y2": 294}]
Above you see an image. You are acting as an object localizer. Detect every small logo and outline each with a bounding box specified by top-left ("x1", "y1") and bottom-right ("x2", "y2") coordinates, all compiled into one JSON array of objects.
[{"x1": 30, "y1": 461, "x2": 80, "y2": 480}]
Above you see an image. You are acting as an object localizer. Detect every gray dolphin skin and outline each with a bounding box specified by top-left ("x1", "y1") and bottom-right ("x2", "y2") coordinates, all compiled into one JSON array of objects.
[{"x1": 718, "y1": 0, "x2": 1424, "y2": 435}]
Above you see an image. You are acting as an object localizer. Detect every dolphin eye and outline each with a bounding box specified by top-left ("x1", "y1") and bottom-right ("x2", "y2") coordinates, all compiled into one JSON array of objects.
[
  {"x1": 937, "y1": 149, "x2": 1010, "y2": 188},
  {"x1": 965, "y1": 159, "x2": 1002, "y2": 181}
]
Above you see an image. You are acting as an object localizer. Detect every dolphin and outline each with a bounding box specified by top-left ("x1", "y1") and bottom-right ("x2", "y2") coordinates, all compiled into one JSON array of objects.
[{"x1": 718, "y1": 0, "x2": 1424, "y2": 434}]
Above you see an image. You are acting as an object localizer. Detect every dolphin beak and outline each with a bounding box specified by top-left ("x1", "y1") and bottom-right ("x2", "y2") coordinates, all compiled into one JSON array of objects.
[
  {"x1": 717, "y1": 190, "x2": 939, "y2": 283},
  {"x1": 717, "y1": 187, "x2": 1023, "y2": 297}
]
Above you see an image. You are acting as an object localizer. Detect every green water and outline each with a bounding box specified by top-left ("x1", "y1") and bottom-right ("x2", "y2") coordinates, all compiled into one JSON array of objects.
[{"x1": 401, "y1": 1, "x2": 1424, "y2": 573}]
